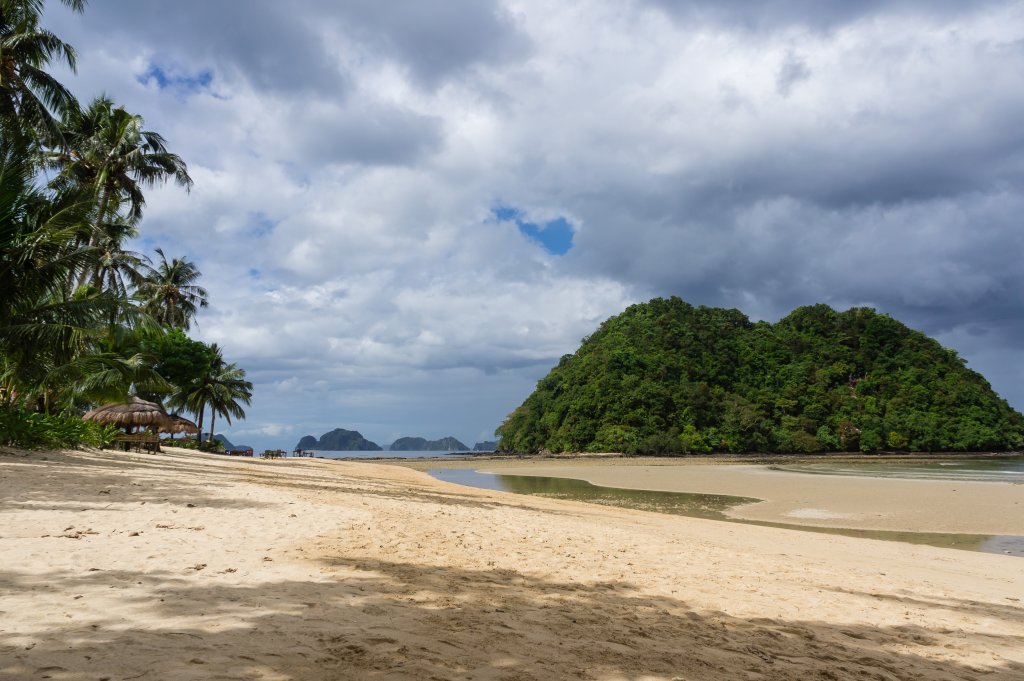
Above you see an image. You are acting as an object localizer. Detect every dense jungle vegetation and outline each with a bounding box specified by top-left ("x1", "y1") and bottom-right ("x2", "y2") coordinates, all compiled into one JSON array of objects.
[
  {"x1": 496, "y1": 297, "x2": 1024, "y2": 454},
  {"x1": 0, "y1": 0, "x2": 251, "y2": 448}
]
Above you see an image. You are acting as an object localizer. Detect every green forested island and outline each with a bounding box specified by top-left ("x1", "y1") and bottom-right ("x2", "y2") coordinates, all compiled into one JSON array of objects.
[
  {"x1": 496, "y1": 298, "x2": 1024, "y2": 454},
  {"x1": 390, "y1": 436, "x2": 468, "y2": 451},
  {"x1": 295, "y1": 429, "x2": 381, "y2": 451}
]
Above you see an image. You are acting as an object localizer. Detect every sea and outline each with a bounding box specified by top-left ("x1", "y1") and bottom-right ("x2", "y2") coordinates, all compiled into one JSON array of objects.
[{"x1": 302, "y1": 450, "x2": 476, "y2": 460}]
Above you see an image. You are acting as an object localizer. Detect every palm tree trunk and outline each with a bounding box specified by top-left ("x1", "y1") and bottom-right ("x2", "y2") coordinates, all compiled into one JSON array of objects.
[
  {"x1": 208, "y1": 409, "x2": 216, "y2": 444},
  {"x1": 195, "y1": 402, "x2": 205, "y2": 445},
  {"x1": 91, "y1": 186, "x2": 111, "y2": 248},
  {"x1": 73, "y1": 186, "x2": 111, "y2": 290}
]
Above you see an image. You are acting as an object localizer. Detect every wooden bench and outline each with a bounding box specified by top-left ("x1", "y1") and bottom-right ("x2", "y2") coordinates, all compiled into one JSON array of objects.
[{"x1": 112, "y1": 433, "x2": 161, "y2": 453}]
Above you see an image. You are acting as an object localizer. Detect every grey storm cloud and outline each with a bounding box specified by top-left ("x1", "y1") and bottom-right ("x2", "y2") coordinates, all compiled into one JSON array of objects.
[
  {"x1": 295, "y1": 104, "x2": 444, "y2": 167},
  {"x1": 50, "y1": 1, "x2": 350, "y2": 94},
  {"x1": 49, "y1": 0, "x2": 529, "y2": 94},
  {"x1": 331, "y1": 0, "x2": 531, "y2": 87},
  {"x1": 776, "y1": 52, "x2": 810, "y2": 97},
  {"x1": 643, "y1": 0, "x2": 1014, "y2": 30}
]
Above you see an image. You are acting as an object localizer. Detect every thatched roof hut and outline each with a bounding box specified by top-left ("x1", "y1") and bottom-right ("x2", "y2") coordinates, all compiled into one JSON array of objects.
[
  {"x1": 82, "y1": 397, "x2": 172, "y2": 431},
  {"x1": 162, "y1": 414, "x2": 199, "y2": 435}
]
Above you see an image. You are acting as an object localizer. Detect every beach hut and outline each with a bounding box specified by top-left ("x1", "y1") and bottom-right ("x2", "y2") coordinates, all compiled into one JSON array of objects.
[
  {"x1": 83, "y1": 396, "x2": 172, "y2": 430},
  {"x1": 83, "y1": 397, "x2": 172, "y2": 452},
  {"x1": 161, "y1": 414, "x2": 199, "y2": 439}
]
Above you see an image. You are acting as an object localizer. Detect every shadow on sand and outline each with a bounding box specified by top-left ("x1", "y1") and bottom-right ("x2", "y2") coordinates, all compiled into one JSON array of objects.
[
  {"x1": 1, "y1": 555, "x2": 1022, "y2": 681},
  {"x1": 2, "y1": 448, "x2": 1022, "y2": 680}
]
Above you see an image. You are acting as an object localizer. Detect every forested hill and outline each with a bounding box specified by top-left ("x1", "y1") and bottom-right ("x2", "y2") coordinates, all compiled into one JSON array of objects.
[
  {"x1": 296, "y1": 428, "x2": 381, "y2": 451},
  {"x1": 390, "y1": 436, "x2": 468, "y2": 451},
  {"x1": 496, "y1": 298, "x2": 1024, "y2": 454}
]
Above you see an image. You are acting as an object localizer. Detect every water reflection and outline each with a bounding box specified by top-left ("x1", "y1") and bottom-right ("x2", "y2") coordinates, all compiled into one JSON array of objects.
[
  {"x1": 774, "y1": 456, "x2": 1024, "y2": 483},
  {"x1": 428, "y1": 468, "x2": 1024, "y2": 557}
]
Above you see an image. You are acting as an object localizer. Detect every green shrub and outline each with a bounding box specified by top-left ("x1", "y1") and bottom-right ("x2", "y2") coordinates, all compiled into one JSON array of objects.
[
  {"x1": 886, "y1": 431, "x2": 909, "y2": 450},
  {"x1": 637, "y1": 429, "x2": 681, "y2": 455},
  {"x1": 677, "y1": 424, "x2": 711, "y2": 454},
  {"x1": 165, "y1": 438, "x2": 224, "y2": 452},
  {"x1": 0, "y1": 408, "x2": 119, "y2": 449},
  {"x1": 859, "y1": 429, "x2": 883, "y2": 452}
]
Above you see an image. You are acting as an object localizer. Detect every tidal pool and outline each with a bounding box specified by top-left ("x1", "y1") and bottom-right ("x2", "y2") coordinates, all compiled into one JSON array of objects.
[{"x1": 428, "y1": 467, "x2": 1024, "y2": 557}]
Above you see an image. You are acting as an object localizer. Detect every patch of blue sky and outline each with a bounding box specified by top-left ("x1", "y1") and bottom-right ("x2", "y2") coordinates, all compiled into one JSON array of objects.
[
  {"x1": 247, "y1": 212, "x2": 276, "y2": 238},
  {"x1": 132, "y1": 233, "x2": 162, "y2": 253},
  {"x1": 492, "y1": 205, "x2": 574, "y2": 255},
  {"x1": 493, "y1": 205, "x2": 521, "y2": 222},
  {"x1": 136, "y1": 64, "x2": 214, "y2": 96}
]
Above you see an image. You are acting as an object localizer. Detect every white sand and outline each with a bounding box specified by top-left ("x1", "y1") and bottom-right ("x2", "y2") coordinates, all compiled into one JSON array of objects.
[
  {"x1": 476, "y1": 460, "x2": 1024, "y2": 534},
  {"x1": 1, "y1": 446, "x2": 1022, "y2": 680}
]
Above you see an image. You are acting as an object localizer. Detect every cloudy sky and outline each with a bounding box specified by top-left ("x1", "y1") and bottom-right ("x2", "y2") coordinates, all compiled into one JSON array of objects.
[{"x1": 46, "y1": 0, "x2": 1024, "y2": 450}]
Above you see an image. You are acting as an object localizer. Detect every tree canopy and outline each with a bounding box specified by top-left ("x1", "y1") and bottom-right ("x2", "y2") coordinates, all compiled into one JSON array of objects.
[
  {"x1": 496, "y1": 298, "x2": 1024, "y2": 455},
  {"x1": 0, "y1": 0, "x2": 251, "y2": 450}
]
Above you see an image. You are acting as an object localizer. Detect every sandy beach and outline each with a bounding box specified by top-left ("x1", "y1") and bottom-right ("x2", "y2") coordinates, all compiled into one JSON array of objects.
[
  {"x1": 452, "y1": 458, "x2": 1024, "y2": 535},
  {"x1": 2, "y1": 447, "x2": 1022, "y2": 680}
]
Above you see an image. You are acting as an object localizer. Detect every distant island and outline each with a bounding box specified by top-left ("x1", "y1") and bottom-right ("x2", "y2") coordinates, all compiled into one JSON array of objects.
[
  {"x1": 295, "y1": 428, "x2": 382, "y2": 451},
  {"x1": 473, "y1": 440, "x2": 498, "y2": 451},
  {"x1": 390, "y1": 436, "x2": 468, "y2": 451},
  {"x1": 497, "y1": 297, "x2": 1024, "y2": 454}
]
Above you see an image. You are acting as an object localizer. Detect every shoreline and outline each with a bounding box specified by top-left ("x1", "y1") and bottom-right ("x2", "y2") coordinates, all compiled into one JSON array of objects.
[
  {"x1": 2, "y1": 446, "x2": 1022, "y2": 679},
  {"x1": 334, "y1": 450, "x2": 1024, "y2": 464},
  {"x1": 395, "y1": 455, "x2": 1024, "y2": 535}
]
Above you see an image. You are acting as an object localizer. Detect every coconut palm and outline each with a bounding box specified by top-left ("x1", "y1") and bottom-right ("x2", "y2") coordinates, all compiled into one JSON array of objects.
[
  {"x1": 1, "y1": 135, "x2": 100, "y2": 349},
  {"x1": 50, "y1": 95, "x2": 192, "y2": 250},
  {"x1": 31, "y1": 344, "x2": 169, "y2": 410},
  {"x1": 89, "y1": 211, "x2": 147, "y2": 299},
  {"x1": 0, "y1": 136, "x2": 153, "y2": 409},
  {"x1": 204, "y1": 360, "x2": 252, "y2": 445},
  {"x1": 0, "y1": 0, "x2": 85, "y2": 145},
  {"x1": 168, "y1": 343, "x2": 252, "y2": 446},
  {"x1": 134, "y1": 247, "x2": 207, "y2": 330}
]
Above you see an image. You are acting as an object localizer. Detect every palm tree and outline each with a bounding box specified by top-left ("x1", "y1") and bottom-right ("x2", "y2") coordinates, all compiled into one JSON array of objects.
[
  {"x1": 0, "y1": 0, "x2": 85, "y2": 145},
  {"x1": 0, "y1": 136, "x2": 152, "y2": 410},
  {"x1": 204, "y1": 360, "x2": 252, "y2": 445},
  {"x1": 134, "y1": 247, "x2": 207, "y2": 330},
  {"x1": 169, "y1": 344, "x2": 252, "y2": 446},
  {"x1": 89, "y1": 210, "x2": 147, "y2": 299},
  {"x1": 50, "y1": 95, "x2": 192, "y2": 250}
]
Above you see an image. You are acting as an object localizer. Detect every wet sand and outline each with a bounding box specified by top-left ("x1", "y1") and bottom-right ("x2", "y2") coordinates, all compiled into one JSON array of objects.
[
  {"x1": 1, "y1": 446, "x2": 1022, "y2": 680},
  {"x1": 458, "y1": 458, "x2": 1024, "y2": 534}
]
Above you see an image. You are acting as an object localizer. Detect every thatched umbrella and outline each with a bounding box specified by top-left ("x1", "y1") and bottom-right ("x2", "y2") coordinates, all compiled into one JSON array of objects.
[
  {"x1": 82, "y1": 396, "x2": 172, "y2": 432},
  {"x1": 161, "y1": 414, "x2": 199, "y2": 439}
]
